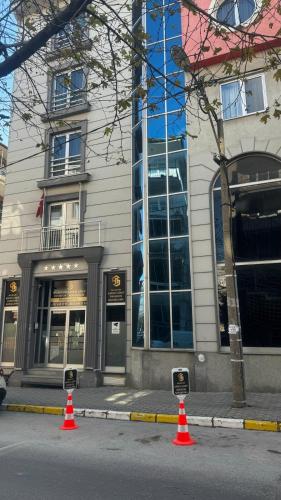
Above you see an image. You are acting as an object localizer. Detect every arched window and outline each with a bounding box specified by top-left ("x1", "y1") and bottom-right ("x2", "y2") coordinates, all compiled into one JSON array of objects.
[
  {"x1": 212, "y1": 153, "x2": 281, "y2": 348},
  {"x1": 216, "y1": 0, "x2": 256, "y2": 27}
]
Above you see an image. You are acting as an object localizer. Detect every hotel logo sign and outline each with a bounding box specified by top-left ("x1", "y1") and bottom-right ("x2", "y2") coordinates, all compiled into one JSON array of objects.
[
  {"x1": 4, "y1": 279, "x2": 20, "y2": 307},
  {"x1": 106, "y1": 272, "x2": 126, "y2": 304}
]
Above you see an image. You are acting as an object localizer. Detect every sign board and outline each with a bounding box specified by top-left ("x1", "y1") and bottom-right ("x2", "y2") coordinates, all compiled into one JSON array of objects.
[
  {"x1": 172, "y1": 368, "x2": 190, "y2": 398},
  {"x1": 63, "y1": 368, "x2": 78, "y2": 391},
  {"x1": 228, "y1": 324, "x2": 239, "y2": 335},
  {"x1": 112, "y1": 321, "x2": 120, "y2": 335},
  {"x1": 4, "y1": 280, "x2": 20, "y2": 307},
  {"x1": 50, "y1": 280, "x2": 87, "y2": 307},
  {"x1": 106, "y1": 272, "x2": 126, "y2": 304}
]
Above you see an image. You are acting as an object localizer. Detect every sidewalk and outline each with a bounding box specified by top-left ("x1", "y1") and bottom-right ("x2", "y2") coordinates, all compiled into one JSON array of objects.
[{"x1": 4, "y1": 386, "x2": 281, "y2": 422}]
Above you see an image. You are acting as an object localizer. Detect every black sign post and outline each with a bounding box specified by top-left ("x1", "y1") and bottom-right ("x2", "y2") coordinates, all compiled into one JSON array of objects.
[
  {"x1": 172, "y1": 368, "x2": 190, "y2": 399},
  {"x1": 63, "y1": 368, "x2": 78, "y2": 391}
]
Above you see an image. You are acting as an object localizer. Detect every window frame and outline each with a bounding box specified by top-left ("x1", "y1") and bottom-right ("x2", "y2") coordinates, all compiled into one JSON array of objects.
[
  {"x1": 220, "y1": 73, "x2": 267, "y2": 121},
  {"x1": 51, "y1": 67, "x2": 86, "y2": 112}
]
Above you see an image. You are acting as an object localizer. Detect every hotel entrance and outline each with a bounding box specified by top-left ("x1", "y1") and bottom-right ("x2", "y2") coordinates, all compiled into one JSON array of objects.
[{"x1": 34, "y1": 278, "x2": 87, "y2": 368}]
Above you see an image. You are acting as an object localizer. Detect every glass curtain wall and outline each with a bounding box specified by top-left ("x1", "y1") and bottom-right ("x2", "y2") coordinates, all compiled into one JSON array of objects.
[{"x1": 132, "y1": 0, "x2": 193, "y2": 349}]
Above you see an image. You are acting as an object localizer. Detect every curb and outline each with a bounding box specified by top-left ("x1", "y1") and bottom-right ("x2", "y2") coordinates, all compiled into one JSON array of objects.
[{"x1": 1, "y1": 404, "x2": 280, "y2": 432}]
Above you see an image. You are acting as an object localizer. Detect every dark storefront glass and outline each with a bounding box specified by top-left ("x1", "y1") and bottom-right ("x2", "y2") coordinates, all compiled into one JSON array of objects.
[
  {"x1": 172, "y1": 292, "x2": 193, "y2": 348},
  {"x1": 132, "y1": 242, "x2": 144, "y2": 293},
  {"x1": 149, "y1": 196, "x2": 167, "y2": 237},
  {"x1": 149, "y1": 239, "x2": 169, "y2": 290},
  {"x1": 148, "y1": 155, "x2": 166, "y2": 196},
  {"x1": 132, "y1": 201, "x2": 144, "y2": 243},
  {"x1": 132, "y1": 294, "x2": 144, "y2": 347},
  {"x1": 168, "y1": 151, "x2": 187, "y2": 193},
  {"x1": 150, "y1": 292, "x2": 171, "y2": 348},
  {"x1": 213, "y1": 189, "x2": 224, "y2": 263},
  {"x1": 170, "y1": 237, "x2": 191, "y2": 290},
  {"x1": 169, "y1": 193, "x2": 188, "y2": 236}
]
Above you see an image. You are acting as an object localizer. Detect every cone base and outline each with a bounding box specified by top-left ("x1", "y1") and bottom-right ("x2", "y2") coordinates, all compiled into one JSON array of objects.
[
  {"x1": 172, "y1": 435, "x2": 196, "y2": 446},
  {"x1": 60, "y1": 423, "x2": 79, "y2": 431}
]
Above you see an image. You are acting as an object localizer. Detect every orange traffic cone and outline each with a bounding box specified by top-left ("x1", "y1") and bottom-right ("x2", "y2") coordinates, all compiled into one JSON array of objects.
[
  {"x1": 172, "y1": 399, "x2": 196, "y2": 446},
  {"x1": 60, "y1": 391, "x2": 79, "y2": 431}
]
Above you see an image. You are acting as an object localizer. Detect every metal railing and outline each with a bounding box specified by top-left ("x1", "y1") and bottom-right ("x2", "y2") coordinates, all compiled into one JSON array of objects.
[
  {"x1": 52, "y1": 90, "x2": 85, "y2": 112},
  {"x1": 49, "y1": 155, "x2": 81, "y2": 177},
  {"x1": 20, "y1": 220, "x2": 102, "y2": 253}
]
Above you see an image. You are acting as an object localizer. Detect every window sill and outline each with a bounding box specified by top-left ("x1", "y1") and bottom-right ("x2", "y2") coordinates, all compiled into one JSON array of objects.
[
  {"x1": 37, "y1": 172, "x2": 91, "y2": 189},
  {"x1": 223, "y1": 108, "x2": 268, "y2": 122},
  {"x1": 41, "y1": 102, "x2": 91, "y2": 122}
]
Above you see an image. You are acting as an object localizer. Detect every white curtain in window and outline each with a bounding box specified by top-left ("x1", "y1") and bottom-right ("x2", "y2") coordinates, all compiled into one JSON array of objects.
[
  {"x1": 221, "y1": 81, "x2": 243, "y2": 119},
  {"x1": 245, "y1": 77, "x2": 264, "y2": 114}
]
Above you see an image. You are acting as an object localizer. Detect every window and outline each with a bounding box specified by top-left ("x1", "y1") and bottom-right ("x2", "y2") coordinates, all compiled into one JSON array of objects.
[
  {"x1": 216, "y1": 0, "x2": 256, "y2": 27},
  {"x1": 42, "y1": 200, "x2": 80, "y2": 250},
  {"x1": 52, "y1": 68, "x2": 85, "y2": 111},
  {"x1": 50, "y1": 130, "x2": 81, "y2": 177},
  {"x1": 54, "y1": 15, "x2": 87, "y2": 49},
  {"x1": 221, "y1": 75, "x2": 266, "y2": 120}
]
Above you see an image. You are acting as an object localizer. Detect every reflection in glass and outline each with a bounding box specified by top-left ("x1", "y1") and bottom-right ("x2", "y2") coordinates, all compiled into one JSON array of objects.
[
  {"x1": 34, "y1": 309, "x2": 48, "y2": 365},
  {"x1": 167, "y1": 112, "x2": 187, "y2": 152},
  {"x1": 165, "y1": 37, "x2": 182, "y2": 74},
  {"x1": 168, "y1": 151, "x2": 187, "y2": 193},
  {"x1": 67, "y1": 310, "x2": 85, "y2": 365},
  {"x1": 147, "y1": 42, "x2": 164, "y2": 75},
  {"x1": 132, "y1": 294, "x2": 144, "y2": 347},
  {"x1": 132, "y1": 201, "x2": 143, "y2": 243},
  {"x1": 132, "y1": 162, "x2": 143, "y2": 202},
  {"x1": 149, "y1": 239, "x2": 169, "y2": 290},
  {"x1": 150, "y1": 292, "x2": 171, "y2": 348},
  {"x1": 148, "y1": 155, "x2": 166, "y2": 196},
  {"x1": 170, "y1": 238, "x2": 191, "y2": 290},
  {"x1": 169, "y1": 194, "x2": 188, "y2": 236},
  {"x1": 147, "y1": 78, "x2": 165, "y2": 116},
  {"x1": 132, "y1": 93, "x2": 142, "y2": 126},
  {"x1": 132, "y1": 242, "x2": 144, "y2": 293},
  {"x1": 146, "y1": 8, "x2": 164, "y2": 43},
  {"x1": 172, "y1": 292, "x2": 193, "y2": 348},
  {"x1": 149, "y1": 196, "x2": 167, "y2": 238},
  {"x1": 132, "y1": 123, "x2": 143, "y2": 164},
  {"x1": 147, "y1": 115, "x2": 166, "y2": 155},
  {"x1": 166, "y1": 73, "x2": 185, "y2": 112},
  {"x1": 1, "y1": 310, "x2": 17, "y2": 363},
  {"x1": 48, "y1": 311, "x2": 66, "y2": 364}
]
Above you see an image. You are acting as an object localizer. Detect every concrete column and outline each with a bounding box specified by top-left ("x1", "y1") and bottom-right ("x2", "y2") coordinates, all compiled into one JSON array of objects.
[
  {"x1": 14, "y1": 258, "x2": 34, "y2": 370},
  {"x1": 84, "y1": 261, "x2": 99, "y2": 369}
]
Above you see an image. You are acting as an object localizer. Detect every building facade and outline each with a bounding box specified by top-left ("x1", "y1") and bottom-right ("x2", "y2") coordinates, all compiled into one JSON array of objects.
[{"x1": 0, "y1": 0, "x2": 281, "y2": 391}]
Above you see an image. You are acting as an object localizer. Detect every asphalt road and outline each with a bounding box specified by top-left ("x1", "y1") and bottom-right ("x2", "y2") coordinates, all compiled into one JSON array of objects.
[{"x1": 0, "y1": 412, "x2": 281, "y2": 500}]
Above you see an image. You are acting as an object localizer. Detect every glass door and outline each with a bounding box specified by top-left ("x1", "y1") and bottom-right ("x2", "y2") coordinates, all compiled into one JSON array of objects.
[
  {"x1": 48, "y1": 310, "x2": 67, "y2": 365},
  {"x1": 1, "y1": 309, "x2": 18, "y2": 365},
  {"x1": 67, "y1": 310, "x2": 85, "y2": 365}
]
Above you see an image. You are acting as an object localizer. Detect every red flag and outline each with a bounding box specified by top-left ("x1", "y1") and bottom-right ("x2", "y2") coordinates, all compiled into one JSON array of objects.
[{"x1": 36, "y1": 193, "x2": 44, "y2": 218}]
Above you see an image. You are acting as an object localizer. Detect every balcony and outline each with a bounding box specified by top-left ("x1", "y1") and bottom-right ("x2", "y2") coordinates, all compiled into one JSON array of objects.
[{"x1": 20, "y1": 220, "x2": 101, "y2": 253}]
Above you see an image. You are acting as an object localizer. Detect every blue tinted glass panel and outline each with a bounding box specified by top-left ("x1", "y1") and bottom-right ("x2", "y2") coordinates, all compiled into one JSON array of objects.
[
  {"x1": 71, "y1": 69, "x2": 84, "y2": 91},
  {"x1": 69, "y1": 132, "x2": 81, "y2": 157},
  {"x1": 213, "y1": 189, "x2": 224, "y2": 262},
  {"x1": 150, "y1": 292, "x2": 171, "y2": 348},
  {"x1": 146, "y1": 0, "x2": 162, "y2": 12},
  {"x1": 147, "y1": 115, "x2": 166, "y2": 155},
  {"x1": 170, "y1": 237, "x2": 191, "y2": 289},
  {"x1": 132, "y1": 243, "x2": 144, "y2": 292},
  {"x1": 239, "y1": 0, "x2": 255, "y2": 23},
  {"x1": 149, "y1": 239, "x2": 169, "y2": 290},
  {"x1": 132, "y1": 58, "x2": 142, "y2": 89},
  {"x1": 221, "y1": 81, "x2": 243, "y2": 119},
  {"x1": 149, "y1": 196, "x2": 167, "y2": 238},
  {"x1": 146, "y1": 8, "x2": 164, "y2": 43},
  {"x1": 147, "y1": 78, "x2": 165, "y2": 116},
  {"x1": 147, "y1": 42, "x2": 164, "y2": 76},
  {"x1": 168, "y1": 151, "x2": 187, "y2": 192},
  {"x1": 132, "y1": 93, "x2": 142, "y2": 126},
  {"x1": 217, "y1": 0, "x2": 236, "y2": 26},
  {"x1": 167, "y1": 112, "x2": 187, "y2": 152},
  {"x1": 164, "y1": 4, "x2": 181, "y2": 39},
  {"x1": 148, "y1": 155, "x2": 166, "y2": 196},
  {"x1": 132, "y1": 294, "x2": 144, "y2": 347},
  {"x1": 132, "y1": 201, "x2": 143, "y2": 243},
  {"x1": 166, "y1": 73, "x2": 185, "y2": 112},
  {"x1": 55, "y1": 73, "x2": 67, "y2": 95},
  {"x1": 133, "y1": 162, "x2": 143, "y2": 202},
  {"x1": 165, "y1": 37, "x2": 182, "y2": 74},
  {"x1": 53, "y1": 135, "x2": 66, "y2": 159},
  {"x1": 172, "y1": 292, "x2": 193, "y2": 348},
  {"x1": 132, "y1": 123, "x2": 143, "y2": 163},
  {"x1": 169, "y1": 193, "x2": 188, "y2": 236}
]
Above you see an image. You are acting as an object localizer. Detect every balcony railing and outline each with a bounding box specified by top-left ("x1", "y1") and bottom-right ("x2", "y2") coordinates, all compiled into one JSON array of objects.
[
  {"x1": 52, "y1": 90, "x2": 85, "y2": 112},
  {"x1": 20, "y1": 220, "x2": 102, "y2": 253},
  {"x1": 50, "y1": 155, "x2": 81, "y2": 177}
]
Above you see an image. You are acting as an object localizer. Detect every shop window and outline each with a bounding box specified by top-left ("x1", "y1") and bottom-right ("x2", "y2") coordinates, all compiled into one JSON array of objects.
[
  {"x1": 52, "y1": 68, "x2": 86, "y2": 111},
  {"x1": 150, "y1": 292, "x2": 171, "y2": 348},
  {"x1": 221, "y1": 75, "x2": 266, "y2": 120}
]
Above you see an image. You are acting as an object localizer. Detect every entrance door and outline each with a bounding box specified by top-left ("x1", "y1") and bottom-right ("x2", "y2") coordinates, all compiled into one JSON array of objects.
[{"x1": 48, "y1": 309, "x2": 85, "y2": 367}]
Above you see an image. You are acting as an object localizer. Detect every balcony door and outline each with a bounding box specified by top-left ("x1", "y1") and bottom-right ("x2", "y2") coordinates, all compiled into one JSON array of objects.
[
  {"x1": 44, "y1": 201, "x2": 79, "y2": 250},
  {"x1": 48, "y1": 309, "x2": 85, "y2": 367}
]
